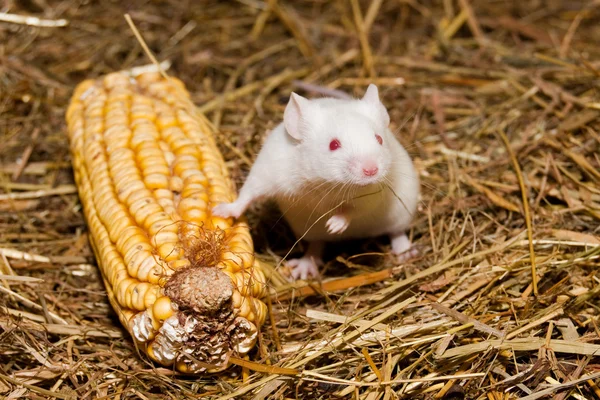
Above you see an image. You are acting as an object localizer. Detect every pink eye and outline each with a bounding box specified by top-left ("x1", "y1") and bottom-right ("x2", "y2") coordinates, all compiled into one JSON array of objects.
[
  {"x1": 329, "y1": 139, "x2": 341, "y2": 151},
  {"x1": 375, "y1": 134, "x2": 383, "y2": 145}
]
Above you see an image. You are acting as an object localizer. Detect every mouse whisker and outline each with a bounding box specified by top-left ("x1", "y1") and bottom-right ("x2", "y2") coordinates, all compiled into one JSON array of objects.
[
  {"x1": 305, "y1": 181, "x2": 345, "y2": 228},
  {"x1": 397, "y1": 176, "x2": 446, "y2": 197},
  {"x1": 387, "y1": 160, "x2": 450, "y2": 173},
  {"x1": 273, "y1": 179, "x2": 334, "y2": 229},
  {"x1": 384, "y1": 168, "x2": 447, "y2": 197},
  {"x1": 381, "y1": 176, "x2": 412, "y2": 215},
  {"x1": 277, "y1": 196, "x2": 346, "y2": 269}
]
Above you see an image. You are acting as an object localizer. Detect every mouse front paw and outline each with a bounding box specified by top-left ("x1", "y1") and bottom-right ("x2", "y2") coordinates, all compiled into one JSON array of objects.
[
  {"x1": 212, "y1": 202, "x2": 243, "y2": 219},
  {"x1": 326, "y1": 214, "x2": 350, "y2": 235},
  {"x1": 287, "y1": 256, "x2": 321, "y2": 281}
]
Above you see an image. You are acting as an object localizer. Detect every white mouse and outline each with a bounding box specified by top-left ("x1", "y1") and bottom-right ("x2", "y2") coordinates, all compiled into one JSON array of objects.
[{"x1": 213, "y1": 84, "x2": 420, "y2": 280}]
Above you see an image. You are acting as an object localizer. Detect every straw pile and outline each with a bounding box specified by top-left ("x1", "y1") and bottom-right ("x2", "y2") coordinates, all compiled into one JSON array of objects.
[{"x1": 1, "y1": 1, "x2": 599, "y2": 398}]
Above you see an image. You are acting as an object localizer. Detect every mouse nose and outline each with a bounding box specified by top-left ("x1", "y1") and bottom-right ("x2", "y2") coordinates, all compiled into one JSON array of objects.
[{"x1": 363, "y1": 166, "x2": 379, "y2": 177}]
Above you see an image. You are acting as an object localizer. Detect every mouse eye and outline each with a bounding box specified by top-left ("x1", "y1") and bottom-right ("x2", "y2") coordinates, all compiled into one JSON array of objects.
[
  {"x1": 329, "y1": 138, "x2": 341, "y2": 151},
  {"x1": 375, "y1": 134, "x2": 383, "y2": 145}
]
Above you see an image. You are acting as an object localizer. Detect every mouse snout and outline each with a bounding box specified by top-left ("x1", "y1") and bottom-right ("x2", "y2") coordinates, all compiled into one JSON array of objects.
[
  {"x1": 362, "y1": 162, "x2": 379, "y2": 177},
  {"x1": 363, "y1": 166, "x2": 378, "y2": 177},
  {"x1": 348, "y1": 158, "x2": 382, "y2": 183}
]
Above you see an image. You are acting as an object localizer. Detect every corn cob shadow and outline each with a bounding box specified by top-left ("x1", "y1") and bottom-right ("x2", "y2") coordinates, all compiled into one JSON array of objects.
[{"x1": 66, "y1": 71, "x2": 267, "y2": 373}]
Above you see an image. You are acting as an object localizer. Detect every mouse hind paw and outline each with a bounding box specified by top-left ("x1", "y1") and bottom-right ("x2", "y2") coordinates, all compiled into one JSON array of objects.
[
  {"x1": 390, "y1": 232, "x2": 419, "y2": 262},
  {"x1": 394, "y1": 246, "x2": 419, "y2": 262},
  {"x1": 288, "y1": 256, "x2": 321, "y2": 281}
]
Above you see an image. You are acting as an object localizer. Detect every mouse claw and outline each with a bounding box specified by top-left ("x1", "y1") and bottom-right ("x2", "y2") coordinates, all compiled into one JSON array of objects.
[
  {"x1": 287, "y1": 257, "x2": 321, "y2": 281},
  {"x1": 394, "y1": 247, "x2": 419, "y2": 263},
  {"x1": 212, "y1": 202, "x2": 242, "y2": 219},
  {"x1": 390, "y1": 232, "x2": 418, "y2": 263},
  {"x1": 326, "y1": 214, "x2": 350, "y2": 235}
]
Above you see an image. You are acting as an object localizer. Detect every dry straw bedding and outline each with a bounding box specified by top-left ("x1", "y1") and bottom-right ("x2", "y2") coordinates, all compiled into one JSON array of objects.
[{"x1": 1, "y1": 0, "x2": 600, "y2": 399}]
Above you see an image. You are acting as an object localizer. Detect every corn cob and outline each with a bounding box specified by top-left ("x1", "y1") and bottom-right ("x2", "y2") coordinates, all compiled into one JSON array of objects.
[{"x1": 66, "y1": 70, "x2": 267, "y2": 373}]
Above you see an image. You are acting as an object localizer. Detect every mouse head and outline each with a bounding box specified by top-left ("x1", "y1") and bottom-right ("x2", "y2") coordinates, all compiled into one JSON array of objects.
[{"x1": 284, "y1": 84, "x2": 392, "y2": 187}]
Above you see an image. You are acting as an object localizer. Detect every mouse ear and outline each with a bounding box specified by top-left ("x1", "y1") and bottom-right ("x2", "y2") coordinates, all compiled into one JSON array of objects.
[
  {"x1": 284, "y1": 92, "x2": 311, "y2": 141},
  {"x1": 362, "y1": 84, "x2": 390, "y2": 127},
  {"x1": 362, "y1": 84, "x2": 381, "y2": 104}
]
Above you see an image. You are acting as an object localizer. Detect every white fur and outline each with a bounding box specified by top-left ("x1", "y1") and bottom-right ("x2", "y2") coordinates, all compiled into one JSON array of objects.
[{"x1": 213, "y1": 85, "x2": 420, "y2": 279}]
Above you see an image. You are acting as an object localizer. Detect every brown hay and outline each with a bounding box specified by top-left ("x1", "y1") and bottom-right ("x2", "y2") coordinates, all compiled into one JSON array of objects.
[{"x1": 1, "y1": 0, "x2": 600, "y2": 399}]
